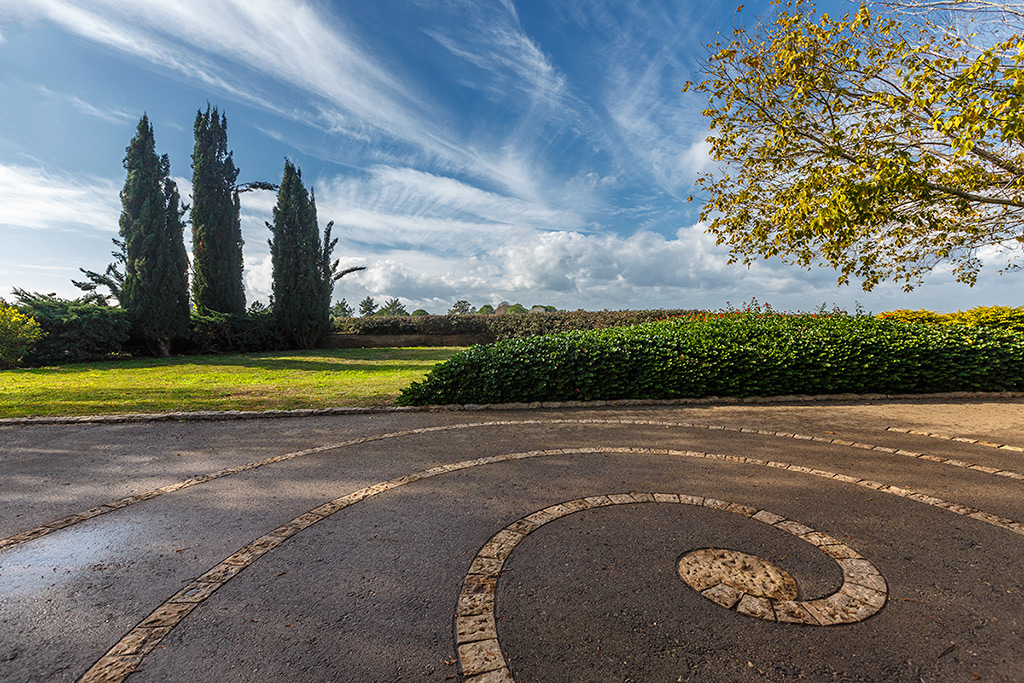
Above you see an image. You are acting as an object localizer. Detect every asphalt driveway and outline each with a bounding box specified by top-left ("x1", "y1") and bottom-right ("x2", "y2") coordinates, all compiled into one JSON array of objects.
[{"x1": 1, "y1": 398, "x2": 1022, "y2": 682}]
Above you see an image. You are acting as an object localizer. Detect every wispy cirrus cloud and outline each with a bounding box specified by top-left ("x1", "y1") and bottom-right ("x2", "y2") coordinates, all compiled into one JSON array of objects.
[
  {"x1": 0, "y1": 163, "x2": 120, "y2": 232},
  {"x1": 34, "y1": 85, "x2": 136, "y2": 125}
]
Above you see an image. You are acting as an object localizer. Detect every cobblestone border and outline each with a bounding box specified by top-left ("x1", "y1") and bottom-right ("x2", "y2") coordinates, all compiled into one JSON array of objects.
[
  {"x1": 6, "y1": 417, "x2": 1023, "y2": 553},
  {"x1": 455, "y1": 495, "x2": 887, "y2": 681},
  {"x1": 886, "y1": 426, "x2": 1024, "y2": 452},
  {"x1": 78, "y1": 445, "x2": 1023, "y2": 682},
  {"x1": 3, "y1": 391, "x2": 1022, "y2": 426}
]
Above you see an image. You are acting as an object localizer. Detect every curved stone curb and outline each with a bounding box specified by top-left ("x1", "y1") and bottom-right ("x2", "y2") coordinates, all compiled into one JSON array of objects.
[
  {"x1": 78, "y1": 446, "x2": 1023, "y2": 682},
  {"x1": 455, "y1": 495, "x2": 887, "y2": 681},
  {"x1": 7, "y1": 417, "x2": 1024, "y2": 554},
  {"x1": 3, "y1": 391, "x2": 1022, "y2": 426},
  {"x1": 886, "y1": 426, "x2": 1024, "y2": 453}
]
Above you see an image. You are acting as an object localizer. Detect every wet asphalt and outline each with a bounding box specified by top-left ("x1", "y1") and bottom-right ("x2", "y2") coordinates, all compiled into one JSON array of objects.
[{"x1": 1, "y1": 399, "x2": 1022, "y2": 682}]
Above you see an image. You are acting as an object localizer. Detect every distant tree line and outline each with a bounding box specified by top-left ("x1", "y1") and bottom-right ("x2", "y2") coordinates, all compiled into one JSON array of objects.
[
  {"x1": 330, "y1": 297, "x2": 559, "y2": 319},
  {"x1": 73, "y1": 107, "x2": 364, "y2": 354}
]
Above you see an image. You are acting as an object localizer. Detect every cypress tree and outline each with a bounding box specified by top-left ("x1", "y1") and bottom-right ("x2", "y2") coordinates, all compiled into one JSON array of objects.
[
  {"x1": 119, "y1": 115, "x2": 190, "y2": 356},
  {"x1": 191, "y1": 105, "x2": 245, "y2": 314},
  {"x1": 268, "y1": 160, "x2": 344, "y2": 348}
]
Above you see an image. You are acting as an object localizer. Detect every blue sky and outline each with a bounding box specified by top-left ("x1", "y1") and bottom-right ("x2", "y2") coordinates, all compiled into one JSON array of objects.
[{"x1": 0, "y1": 0, "x2": 1019, "y2": 314}]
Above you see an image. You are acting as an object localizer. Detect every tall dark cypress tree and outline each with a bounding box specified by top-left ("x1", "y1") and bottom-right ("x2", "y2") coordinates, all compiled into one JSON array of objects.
[
  {"x1": 191, "y1": 105, "x2": 245, "y2": 314},
  {"x1": 119, "y1": 115, "x2": 190, "y2": 356},
  {"x1": 268, "y1": 160, "x2": 343, "y2": 348}
]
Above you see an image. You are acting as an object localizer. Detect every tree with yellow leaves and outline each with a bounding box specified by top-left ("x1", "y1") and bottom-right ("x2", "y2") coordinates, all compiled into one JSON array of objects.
[{"x1": 688, "y1": 1, "x2": 1024, "y2": 290}]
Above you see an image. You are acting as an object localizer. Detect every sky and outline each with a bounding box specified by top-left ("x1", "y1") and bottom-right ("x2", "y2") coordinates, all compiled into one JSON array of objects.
[{"x1": 0, "y1": 0, "x2": 1020, "y2": 315}]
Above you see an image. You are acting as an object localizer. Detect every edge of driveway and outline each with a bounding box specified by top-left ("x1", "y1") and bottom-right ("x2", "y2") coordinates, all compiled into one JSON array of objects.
[{"x1": 3, "y1": 391, "x2": 1022, "y2": 426}]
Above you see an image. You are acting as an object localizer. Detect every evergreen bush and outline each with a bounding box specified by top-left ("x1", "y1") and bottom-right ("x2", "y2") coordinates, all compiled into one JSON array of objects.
[{"x1": 398, "y1": 311, "x2": 1024, "y2": 405}]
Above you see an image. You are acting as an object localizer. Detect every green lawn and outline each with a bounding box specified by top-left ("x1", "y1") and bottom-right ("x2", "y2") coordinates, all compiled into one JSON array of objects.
[{"x1": 0, "y1": 348, "x2": 463, "y2": 418}]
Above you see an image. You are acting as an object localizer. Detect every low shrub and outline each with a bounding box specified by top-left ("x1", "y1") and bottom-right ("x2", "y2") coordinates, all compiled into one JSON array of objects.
[
  {"x1": 877, "y1": 306, "x2": 1024, "y2": 333},
  {"x1": 397, "y1": 311, "x2": 1024, "y2": 405},
  {"x1": 333, "y1": 309, "x2": 697, "y2": 339},
  {"x1": 187, "y1": 309, "x2": 286, "y2": 354},
  {"x1": 0, "y1": 304, "x2": 44, "y2": 368},
  {"x1": 17, "y1": 298, "x2": 131, "y2": 365}
]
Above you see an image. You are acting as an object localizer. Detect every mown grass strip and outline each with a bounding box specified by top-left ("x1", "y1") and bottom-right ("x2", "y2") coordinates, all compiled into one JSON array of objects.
[{"x1": 0, "y1": 348, "x2": 462, "y2": 418}]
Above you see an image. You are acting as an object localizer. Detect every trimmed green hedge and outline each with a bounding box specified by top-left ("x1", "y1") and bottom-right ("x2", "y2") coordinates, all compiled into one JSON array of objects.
[
  {"x1": 397, "y1": 312, "x2": 1024, "y2": 405},
  {"x1": 334, "y1": 309, "x2": 696, "y2": 339}
]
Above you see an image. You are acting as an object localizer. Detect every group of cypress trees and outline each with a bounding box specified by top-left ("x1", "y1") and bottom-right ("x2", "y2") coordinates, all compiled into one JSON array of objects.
[{"x1": 86, "y1": 107, "x2": 347, "y2": 354}]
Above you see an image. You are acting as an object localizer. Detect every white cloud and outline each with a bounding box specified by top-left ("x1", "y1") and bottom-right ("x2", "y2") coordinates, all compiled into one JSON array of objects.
[{"x1": 0, "y1": 163, "x2": 120, "y2": 232}]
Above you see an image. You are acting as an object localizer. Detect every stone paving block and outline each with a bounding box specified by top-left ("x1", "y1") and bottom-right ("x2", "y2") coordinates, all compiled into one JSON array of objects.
[
  {"x1": 804, "y1": 591, "x2": 878, "y2": 624},
  {"x1": 607, "y1": 493, "x2": 635, "y2": 504},
  {"x1": 702, "y1": 498, "x2": 730, "y2": 510},
  {"x1": 457, "y1": 593, "x2": 494, "y2": 617},
  {"x1": 107, "y1": 626, "x2": 173, "y2": 657},
  {"x1": 196, "y1": 562, "x2": 246, "y2": 583},
  {"x1": 457, "y1": 614, "x2": 498, "y2": 644},
  {"x1": 819, "y1": 543, "x2": 864, "y2": 560},
  {"x1": 541, "y1": 503, "x2": 573, "y2": 517},
  {"x1": 458, "y1": 639, "x2": 507, "y2": 676},
  {"x1": 506, "y1": 518, "x2": 543, "y2": 535},
  {"x1": 463, "y1": 574, "x2": 498, "y2": 595},
  {"x1": 800, "y1": 531, "x2": 839, "y2": 547},
  {"x1": 840, "y1": 582, "x2": 887, "y2": 609},
  {"x1": 752, "y1": 510, "x2": 785, "y2": 525},
  {"x1": 775, "y1": 520, "x2": 814, "y2": 536},
  {"x1": 725, "y1": 503, "x2": 758, "y2": 517},
  {"x1": 774, "y1": 601, "x2": 820, "y2": 625},
  {"x1": 839, "y1": 559, "x2": 887, "y2": 593},
  {"x1": 831, "y1": 474, "x2": 861, "y2": 484},
  {"x1": 168, "y1": 581, "x2": 221, "y2": 603},
  {"x1": 702, "y1": 583, "x2": 743, "y2": 609},
  {"x1": 560, "y1": 498, "x2": 595, "y2": 512},
  {"x1": 677, "y1": 494, "x2": 705, "y2": 506},
  {"x1": 737, "y1": 594, "x2": 775, "y2": 621},
  {"x1": 308, "y1": 500, "x2": 349, "y2": 517},
  {"x1": 138, "y1": 602, "x2": 198, "y2": 628},
  {"x1": 653, "y1": 493, "x2": 680, "y2": 503},
  {"x1": 629, "y1": 492, "x2": 656, "y2": 503},
  {"x1": 468, "y1": 556, "x2": 504, "y2": 575},
  {"x1": 80, "y1": 655, "x2": 143, "y2": 683}
]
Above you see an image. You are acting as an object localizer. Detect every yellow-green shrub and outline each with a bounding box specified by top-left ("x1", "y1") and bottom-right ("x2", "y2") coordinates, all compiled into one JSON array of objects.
[{"x1": 0, "y1": 305, "x2": 44, "y2": 368}]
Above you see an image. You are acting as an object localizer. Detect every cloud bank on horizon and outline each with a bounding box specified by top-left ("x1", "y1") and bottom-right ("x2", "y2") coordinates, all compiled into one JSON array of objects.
[{"x1": 0, "y1": 0, "x2": 1019, "y2": 313}]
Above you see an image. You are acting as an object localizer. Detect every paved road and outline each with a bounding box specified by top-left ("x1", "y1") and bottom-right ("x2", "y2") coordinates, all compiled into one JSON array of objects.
[{"x1": 1, "y1": 399, "x2": 1022, "y2": 682}]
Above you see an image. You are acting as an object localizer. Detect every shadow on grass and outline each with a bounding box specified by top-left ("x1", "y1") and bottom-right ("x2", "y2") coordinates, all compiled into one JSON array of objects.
[{"x1": 14, "y1": 348, "x2": 464, "y2": 375}]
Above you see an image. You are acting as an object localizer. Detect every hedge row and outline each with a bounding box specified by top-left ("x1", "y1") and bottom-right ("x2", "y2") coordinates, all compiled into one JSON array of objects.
[
  {"x1": 877, "y1": 305, "x2": 1024, "y2": 334},
  {"x1": 333, "y1": 309, "x2": 697, "y2": 339},
  {"x1": 9, "y1": 301, "x2": 286, "y2": 366},
  {"x1": 397, "y1": 312, "x2": 1024, "y2": 405}
]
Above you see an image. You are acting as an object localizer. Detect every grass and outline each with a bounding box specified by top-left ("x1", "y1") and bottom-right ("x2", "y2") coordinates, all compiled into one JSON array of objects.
[{"x1": 0, "y1": 348, "x2": 464, "y2": 418}]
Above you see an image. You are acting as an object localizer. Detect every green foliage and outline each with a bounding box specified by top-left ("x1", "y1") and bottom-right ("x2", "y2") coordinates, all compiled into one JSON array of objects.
[
  {"x1": 119, "y1": 115, "x2": 190, "y2": 356},
  {"x1": 187, "y1": 309, "x2": 285, "y2": 354},
  {"x1": 359, "y1": 296, "x2": 377, "y2": 317},
  {"x1": 0, "y1": 304, "x2": 43, "y2": 368},
  {"x1": 13, "y1": 292, "x2": 131, "y2": 365},
  {"x1": 476, "y1": 304, "x2": 495, "y2": 315},
  {"x1": 411, "y1": 309, "x2": 430, "y2": 317},
  {"x1": 331, "y1": 299, "x2": 354, "y2": 318},
  {"x1": 448, "y1": 300, "x2": 473, "y2": 315},
  {"x1": 377, "y1": 298, "x2": 409, "y2": 316},
  {"x1": 191, "y1": 105, "x2": 246, "y2": 315},
  {"x1": 689, "y1": 2, "x2": 1024, "y2": 290},
  {"x1": 398, "y1": 311, "x2": 1024, "y2": 405},
  {"x1": 878, "y1": 305, "x2": 1024, "y2": 333},
  {"x1": 73, "y1": 238, "x2": 125, "y2": 305},
  {"x1": 506, "y1": 303, "x2": 529, "y2": 314},
  {"x1": 268, "y1": 160, "x2": 339, "y2": 348},
  {"x1": 333, "y1": 309, "x2": 697, "y2": 337}
]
